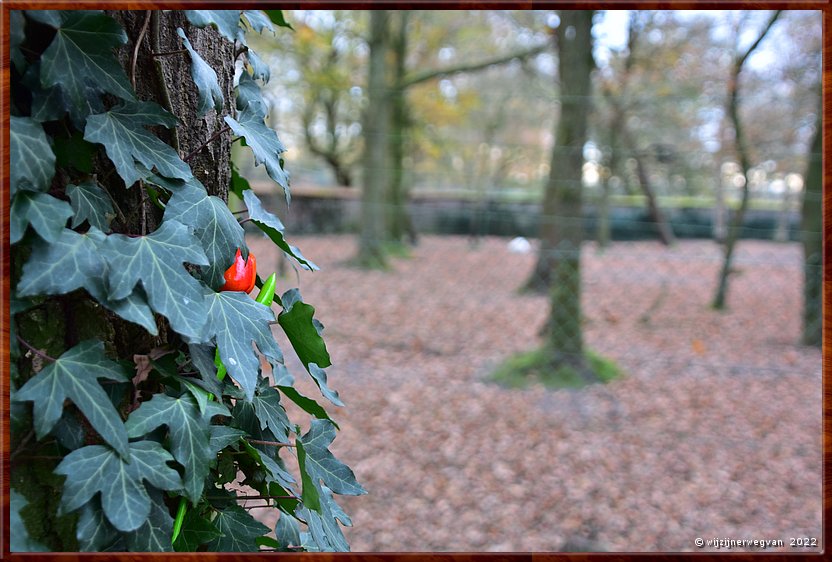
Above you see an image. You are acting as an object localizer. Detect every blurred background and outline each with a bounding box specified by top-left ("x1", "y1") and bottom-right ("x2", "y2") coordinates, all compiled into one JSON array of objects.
[{"x1": 238, "y1": 10, "x2": 822, "y2": 552}]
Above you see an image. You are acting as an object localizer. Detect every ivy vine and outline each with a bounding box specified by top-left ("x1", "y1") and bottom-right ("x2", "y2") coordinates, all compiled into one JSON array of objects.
[{"x1": 10, "y1": 9, "x2": 364, "y2": 552}]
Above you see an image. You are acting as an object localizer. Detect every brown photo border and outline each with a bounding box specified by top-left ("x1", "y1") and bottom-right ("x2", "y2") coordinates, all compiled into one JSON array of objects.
[{"x1": 0, "y1": 1, "x2": 828, "y2": 559}]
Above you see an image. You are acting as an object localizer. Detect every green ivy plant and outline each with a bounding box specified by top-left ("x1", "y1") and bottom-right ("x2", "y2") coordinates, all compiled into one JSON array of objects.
[{"x1": 10, "y1": 9, "x2": 364, "y2": 552}]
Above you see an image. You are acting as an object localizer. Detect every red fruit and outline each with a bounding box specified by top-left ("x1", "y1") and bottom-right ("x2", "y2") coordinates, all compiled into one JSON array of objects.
[{"x1": 219, "y1": 248, "x2": 256, "y2": 293}]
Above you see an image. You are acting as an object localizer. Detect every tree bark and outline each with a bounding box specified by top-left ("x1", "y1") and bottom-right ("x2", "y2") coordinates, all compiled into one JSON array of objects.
[
  {"x1": 801, "y1": 108, "x2": 822, "y2": 347},
  {"x1": 632, "y1": 151, "x2": 675, "y2": 246},
  {"x1": 525, "y1": 13, "x2": 594, "y2": 294},
  {"x1": 535, "y1": 11, "x2": 595, "y2": 380},
  {"x1": 356, "y1": 10, "x2": 392, "y2": 268}
]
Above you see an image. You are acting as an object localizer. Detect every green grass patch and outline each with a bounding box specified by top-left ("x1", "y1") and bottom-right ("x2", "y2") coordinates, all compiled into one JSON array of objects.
[{"x1": 490, "y1": 347, "x2": 622, "y2": 390}]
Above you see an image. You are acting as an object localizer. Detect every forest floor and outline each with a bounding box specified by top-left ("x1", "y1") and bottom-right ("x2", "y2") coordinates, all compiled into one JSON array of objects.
[{"x1": 247, "y1": 234, "x2": 822, "y2": 553}]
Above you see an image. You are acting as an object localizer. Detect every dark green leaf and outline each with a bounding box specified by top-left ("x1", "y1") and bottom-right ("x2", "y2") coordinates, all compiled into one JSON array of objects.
[
  {"x1": 11, "y1": 490, "x2": 48, "y2": 552},
  {"x1": 252, "y1": 385, "x2": 291, "y2": 439},
  {"x1": 55, "y1": 440, "x2": 183, "y2": 532},
  {"x1": 14, "y1": 339, "x2": 130, "y2": 457},
  {"x1": 209, "y1": 425, "x2": 247, "y2": 455},
  {"x1": 177, "y1": 28, "x2": 224, "y2": 116},
  {"x1": 10, "y1": 191, "x2": 73, "y2": 244},
  {"x1": 296, "y1": 495, "x2": 350, "y2": 552},
  {"x1": 185, "y1": 11, "x2": 243, "y2": 44},
  {"x1": 202, "y1": 291, "x2": 281, "y2": 400},
  {"x1": 124, "y1": 489, "x2": 174, "y2": 552},
  {"x1": 205, "y1": 505, "x2": 269, "y2": 552},
  {"x1": 295, "y1": 439, "x2": 321, "y2": 513},
  {"x1": 245, "y1": 49, "x2": 270, "y2": 83},
  {"x1": 298, "y1": 419, "x2": 366, "y2": 496},
  {"x1": 11, "y1": 116, "x2": 55, "y2": 197},
  {"x1": 54, "y1": 132, "x2": 97, "y2": 173},
  {"x1": 125, "y1": 393, "x2": 224, "y2": 504},
  {"x1": 67, "y1": 180, "x2": 114, "y2": 232},
  {"x1": 279, "y1": 289, "x2": 331, "y2": 369},
  {"x1": 236, "y1": 71, "x2": 267, "y2": 117},
  {"x1": 163, "y1": 178, "x2": 245, "y2": 289},
  {"x1": 173, "y1": 510, "x2": 223, "y2": 552},
  {"x1": 265, "y1": 10, "x2": 294, "y2": 30},
  {"x1": 86, "y1": 280, "x2": 159, "y2": 336},
  {"x1": 40, "y1": 12, "x2": 134, "y2": 121},
  {"x1": 230, "y1": 161, "x2": 253, "y2": 199},
  {"x1": 25, "y1": 10, "x2": 62, "y2": 27},
  {"x1": 278, "y1": 385, "x2": 338, "y2": 429},
  {"x1": 243, "y1": 11, "x2": 275, "y2": 34},
  {"x1": 11, "y1": 11, "x2": 25, "y2": 71},
  {"x1": 187, "y1": 343, "x2": 223, "y2": 395},
  {"x1": 256, "y1": 536, "x2": 281, "y2": 549},
  {"x1": 84, "y1": 100, "x2": 191, "y2": 188},
  {"x1": 17, "y1": 228, "x2": 102, "y2": 297},
  {"x1": 274, "y1": 511, "x2": 301, "y2": 549},
  {"x1": 242, "y1": 440, "x2": 296, "y2": 489},
  {"x1": 224, "y1": 107, "x2": 290, "y2": 202},
  {"x1": 243, "y1": 190, "x2": 318, "y2": 270},
  {"x1": 76, "y1": 499, "x2": 120, "y2": 552},
  {"x1": 53, "y1": 408, "x2": 86, "y2": 451},
  {"x1": 102, "y1": 220, "x2": 209, "y2": 340}
]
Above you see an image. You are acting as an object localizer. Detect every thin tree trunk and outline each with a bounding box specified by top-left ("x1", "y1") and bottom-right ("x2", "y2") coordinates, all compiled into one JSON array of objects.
[
  {"x1": 801, "y1": 108, "x2": 822, "y2": 347},
  {"x1": 633, "y1": 152, "x2": 675, "y2": 245},
  {"x1": 712, "y1": 10, "x2": 781, "y2": 309},
  {"x1": 356, "y1": 11, "x2": 392, "y2": 268}
]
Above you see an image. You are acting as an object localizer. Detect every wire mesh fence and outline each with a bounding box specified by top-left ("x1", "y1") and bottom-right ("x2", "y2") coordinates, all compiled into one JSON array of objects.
[{"x1": 244, "y1": 193, "x2": 822, "y2": 552}]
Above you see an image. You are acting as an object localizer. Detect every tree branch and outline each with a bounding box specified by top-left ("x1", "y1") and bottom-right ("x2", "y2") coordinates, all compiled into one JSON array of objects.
[
  {"x1": 183, "y1": 125, "x2": 231, "y2": 162},
  {"x1": 735, "y1": 10, "x2": 782, "y2": 71},
  {"x1": 398, "y1": 43, "x2": 548, "y2": 90},
  {"x1": 16, "y1": 335, "x2": 56, "y2": 362}
]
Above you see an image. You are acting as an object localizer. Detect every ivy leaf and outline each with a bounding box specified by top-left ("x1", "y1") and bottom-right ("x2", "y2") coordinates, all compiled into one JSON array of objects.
[
  {"x1": 224, "y1": 106, "x2": 290, "y2": 202},
  {"x1": 10, "y1": 191, "x2": 73, "y2": 244},
  {"x1": 185, "y1": 11, "x2": 243, "y2": 44},
  {"x1": 124, "y1": 489, "x2": 174, "y2": 552},
  {"x1": 102, "y1": 220, "x2": 209, "y2": 341},
  {"x1": 40, "y1": 11, "x2": 134, "y2": 121},
  {"x1": 264, "y1": 10, "x2": 294, "y2": 30},
  {"x1": 274, "y1": 512, "x2": 301, "y2": 550},
  {"x1": 242, "y1": 11, "x2": 275, "y2": 35},
  {"x1": 230, "y1": 160, "x2": 253, "y2": 199},
  {"x1": 11, "y1": 490, "x2": 48, "y2": 552},
  {"x1": 17, "y1": 228, "x2": 101, "y2": 297},
  {"x1": 25, "y1": 10, "x2": 63, "y2": 27},
  {"x1": 278, "y1": 385, "x2": 339, "y2": 429},
  {"x1": 87, "y1": 280, "x2": 159, "y2": 336},
  {"x1": 209, "y1": 425, "x2": 247, "y2": 455},
  {"x1": 54, "y1": 440, "x2": 184, "y2": 532},
  {"x1": 76, "y1": 499, "x2": 120, "y2": 552},
  {"x1": 11, "y1": 11, "x2": 25, "y2": 71},
  {"x1": 295, "y1": 438, "x2": 321, "y2": 513},
  {"x1": 173, "y1": 510, "x2": 223, "y2": 552},
  {"x1": 163, "y1": 178, "x2": 245, "y2": 289},
  {"x1": 298, "y1": 419, "x2": 366, "y2": 496},
  {"x1": 84, "y1": 100, "x2": 191, "y2": 188},
  {"x1": 177, "y1": 28, "x2": 224, "y2": 116},
  {"x1": 252, "y1": 385, "x2": 291, "y2": 440},
  {"x1": 236, "y1": 71, "x2": 267, "y2": 117},
  {"x1": 14, "y1": 340, "x2": 130, "y2": 457},
  {"x1": 245, "y1": 49, "x2": 270, "y2": 83},
  {"x1": 53, "y1": 408, "x2": 86, "y2": 451},
  {"x1": 67, "y1": 180, "x2": 113, "y2": 231},
  {"x1": 307, "y1": 363, "x2": 343, "y2": 408},
  {"x1": 243, "y1": 190, "x2": 318, "y2": 271},
  {"x1": 296, "y1": 494, "x2": 350, "y2": 552},
  {"x1": 205, "y1": 505, "x2": 269, "y2": 552},
  {"x1": 202, "y1": 291, "x2": 282, "y2": 401},
  {"x1": 11, "y1": 116, "x2": 56, "y2": 197},
  {"x1": 125, "y1": 393, "x2": 224, "y2": 504},
  {"x1": 54, "y1": 132, "x2": 97, "y2": 173},
  {"x1": 187, "y1": 343, "x2": 223, "y2": 396},
  {"x1": 241, "y1": 440, "x2": 296, "y2": 489}
]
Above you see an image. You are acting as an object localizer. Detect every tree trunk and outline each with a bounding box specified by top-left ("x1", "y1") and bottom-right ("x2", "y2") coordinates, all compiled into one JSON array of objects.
[
  {"x1": 633, "y1": 152, "x2": 675, "y2": 245},
  {"x1": 387, "y1": 11, "x2": 416, "y2": 247},
  {"x1": 712, "y1": 10, "x2": 780, "y2": 309},
  {"x1": 13, "y1": 10, "x2": 235, "y2": 549},
  {"x1": 525, "y1": 13, "x2": 594, "y2": 295},
  {"x1": 801, "y1": 108, "x2": 822, "y2": 347},
  {"x1": 356, "y1": 10, "x2": 392, "y2": 268},
  {"x1": 537, "y1": 11, "x2": 595, "y2": 380}
]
